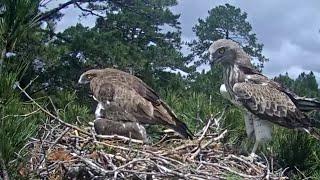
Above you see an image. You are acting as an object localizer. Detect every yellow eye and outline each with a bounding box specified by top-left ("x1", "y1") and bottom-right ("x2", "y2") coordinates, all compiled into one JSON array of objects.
[{"x1": 218, "y1": 48, "x2": 225, "y2": 54}]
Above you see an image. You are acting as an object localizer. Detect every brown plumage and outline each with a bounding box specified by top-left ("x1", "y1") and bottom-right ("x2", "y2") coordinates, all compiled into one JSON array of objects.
[
  {"x1": 209, "y1": 39, "x2": 320, "y2": 138},
  {"x1": 78, "y1": 68, "x2": 193, "y2": 139},
  {"x1": 94, "y1": 118, "x2": 148, "y2": 142}
]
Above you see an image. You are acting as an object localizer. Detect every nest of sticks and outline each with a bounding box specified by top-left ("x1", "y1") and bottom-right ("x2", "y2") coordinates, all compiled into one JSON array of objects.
[
  {"x1": 12, "y1": 84, "x2": 288, "y2": 179},
  {"x1": 17, "y1": 114, "x2": 287, "y2": 180}
]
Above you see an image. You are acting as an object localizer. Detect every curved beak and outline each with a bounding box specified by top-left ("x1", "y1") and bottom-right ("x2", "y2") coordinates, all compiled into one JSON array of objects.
[
  {"x1": 78, "y1": 74, "x2": 89, "y2": 84},
  {"x1": 209, "y1": 51, "x2": 222, "y2": 66},
  {"x1": 210, "y1": 51, "x2": 223, "y2": 66}
]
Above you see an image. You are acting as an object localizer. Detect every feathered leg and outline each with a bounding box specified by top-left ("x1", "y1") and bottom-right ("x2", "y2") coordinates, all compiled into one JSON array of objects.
[
  {"x1": 95, "y1": 102, "x2": 105, "y2": 119},
  {"x1": 242, "y1": 114, "x2": 272, "y2": 161},
  {"x1": 249, "y1": 117, "x2": 273, "y2": 161},
  {"x1": 135, "y1": 123, "x2": 149, "y2": 143},
  {"x1": 249, "y1": 141, "x2": 260, "y2": 159},
  {"x1": 244, "y1": 111, "x2": 254, "y2": 139}
]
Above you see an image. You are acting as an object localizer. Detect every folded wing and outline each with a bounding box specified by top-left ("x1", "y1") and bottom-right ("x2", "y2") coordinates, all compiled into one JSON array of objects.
[{"x1": 233, "y1": 82, "x2": 316, "y2": 129}]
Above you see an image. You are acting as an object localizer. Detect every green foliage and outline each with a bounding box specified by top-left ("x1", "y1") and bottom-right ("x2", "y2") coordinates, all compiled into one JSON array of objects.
[
  {"x1": 272, "y1": 129, "x2": 314, "y2": 169},
  {"x1": 274, "y1": 72, "x2": 295, "y2": 89},
  {"x1": 190, "y1": 3, "x2": 267, "y2": 69},
  {"x1": 51, "y1": 90, "x2": 92, "y2": 124},
  {"x1": 294, "y1": 71, "x2": 319, "y2": 97},
  {"x1": 275, "y1": 71, "x2": 319, "y2": 97},
  {"x1": 0, "y1": 68, "x2": 43, "y2": 177},
  {"x1": 47, "y1": 0, "x2": 188, "y2": 90},
  {"x1": 0, "y1": 0, "x2": 41, "y2": 51},
  {"x1": 271, "y1": 128, "x2": 320, "y2": 178}
]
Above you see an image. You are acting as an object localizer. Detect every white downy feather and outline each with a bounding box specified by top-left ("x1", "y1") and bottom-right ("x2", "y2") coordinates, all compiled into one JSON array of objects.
[
  {"x1": 95, "y1": 102, "x2": 105, "y2": 119},
  {"x1": 244, "y1": 111, "x2": 255, "y2": 138},
  {"x1": 252, "y1": 116, "x2": 272, "y2": 142}
]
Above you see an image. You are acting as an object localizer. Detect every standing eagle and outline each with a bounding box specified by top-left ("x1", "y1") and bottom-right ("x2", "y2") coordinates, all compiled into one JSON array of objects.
[
  {"x1": 209, "y1": 39, "x2": 320, "y2": 157},
  {"x1": 78, "y1": 68, "x2": 193, "y2": 139}
]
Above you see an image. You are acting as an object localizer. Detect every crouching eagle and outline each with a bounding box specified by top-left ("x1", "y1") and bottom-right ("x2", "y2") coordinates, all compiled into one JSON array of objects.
[
  {"x1": 78, "y1": 68, "x2": 193, "y2": 140},
  {"x1": 210, "y1": 39, "x2": 320, "y2": 156}
]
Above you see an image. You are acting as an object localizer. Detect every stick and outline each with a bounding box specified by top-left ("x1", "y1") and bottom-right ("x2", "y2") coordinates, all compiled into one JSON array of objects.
[
  {"x1": 201, "y1": 161, "x2": 264, "y2": 179},
  {"x1": 48, "y1": 127, "x2": 70, "y2": 151},
  {"x1": 95, "y1": 134, "x2": 144, "y2": 144},
  {"x1": 1, "y1": 108, "x2": 41, "y2": 120},
  {"x1": 190, "y1": 130, "x2": 227, "y2": 159},
  {"x1": 71, "y1": 153, "x2": 109, "y2": 175},
  {"x1": 15, "y1": 83, "x2": 91, "y2": 136},
  {"x1": 198, "y1": 118, "x2": 212, "y2": 141}
]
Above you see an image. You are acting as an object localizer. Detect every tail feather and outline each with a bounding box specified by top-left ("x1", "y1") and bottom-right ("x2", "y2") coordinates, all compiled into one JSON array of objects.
[
  {"x1": 154, "y1": 100, "x2": 193, "y2": 139},
  {"x1": 293, "y1": 96, "x2": 320, "y2": 112},
  {"x1": 169, "y1": 119, "x2": 194, "y2": 139},
  {"x1": 283, "y1": 88, "x2": 320, "y2": 112}
]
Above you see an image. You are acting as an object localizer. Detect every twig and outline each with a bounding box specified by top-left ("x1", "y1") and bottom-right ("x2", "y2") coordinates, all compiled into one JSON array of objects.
[
  {"x1": 115, "y1": 158, "x2": 148, "y2": 171},
  {"x1": 15, "y1": 82, "x2": 91, "y2": 136},
  {"x1": 95, "y1": 134, "x2": 144, "y2": 144},
  {"x1": 280, "y1": 167, "x2": 289, "y2": 178},
  {"x1": 201, "y1": 161, "x2": 264, "y2": 179},
  {"x1": 99, "y1": 152, "x2": 122, "y2": 178},
  {"x1": 151, "y1": 134, "x2": 168, "y2": 146},
  {"x1": 156, "y1": 163, "x2": 189, "y2": 179},
  {"x1": 75, "y1": 2, "x2": 105, "y2": 18},
  {"x1": 191, "y1": 130, "x2": 227, "y2": 159},
  {"x1": 48, "y1": 127, "x2": 70, "y2": 151},
  {"x1": 71, "y1": 153, "x2": 108, "y2": 175},
  {"x1": 227, "y1": 154, "x2": 260, "y2": 173},
  {"x1": 198, "y1": 117, "x2": 212, "y2": 141},
  {"x1": 262, "y1": 153, "x2": 271, "y2": 180},
  {"x1": 1, "y1": 108, "x2": 41, "y2": 120},
  {"x1": 213, "y1": 129, "x2": 228, "y2": 141}
]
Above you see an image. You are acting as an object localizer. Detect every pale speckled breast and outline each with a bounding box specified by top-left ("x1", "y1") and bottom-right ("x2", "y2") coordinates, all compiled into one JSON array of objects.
[{"x1": 223, "y1": 65, "x2": 245, "y2": 102}]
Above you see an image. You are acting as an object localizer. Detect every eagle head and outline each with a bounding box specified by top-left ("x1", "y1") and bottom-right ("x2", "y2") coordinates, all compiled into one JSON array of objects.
[
  {"x1": 208, "y1": 39, "x2": 243, "y2": 66},
  {"x1": 78, "y1": 69, "x2": 102, "y2": 84}
]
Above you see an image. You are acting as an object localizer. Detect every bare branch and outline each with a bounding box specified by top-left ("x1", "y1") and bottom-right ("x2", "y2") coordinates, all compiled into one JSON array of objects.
[
  {"x1": 75, "y1": 2, "x2": 104, "y2": 18},
  {"x1": 38, "y1": 0, "x2": 77, "y2": 22},
  {"x1": 15, "y1": 82, "x2": 91, "y2": 136}
]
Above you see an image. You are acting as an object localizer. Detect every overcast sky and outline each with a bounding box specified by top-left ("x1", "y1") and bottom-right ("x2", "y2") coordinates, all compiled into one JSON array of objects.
[{"x1": 54, "y1": 0, "x2": 320, "y2": 83}]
